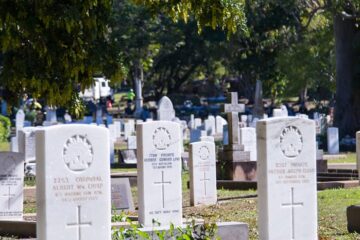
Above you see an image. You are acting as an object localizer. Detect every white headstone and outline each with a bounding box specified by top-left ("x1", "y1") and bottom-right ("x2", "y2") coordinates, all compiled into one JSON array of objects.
[
  {"x1": 137, "y1": 121, "x2": 182, "y2": 227},
  {"x1": 207, "y1": 116, "x2": 216, "y2": 136},
  {"x1": 124, "y1": 120, "x2": 135, "y2": 140},
  {"x1": 204, "y1": 119, "x2": 211, "y2": 136},
  {"x1": 114, "y1": 120, "x2": 122, "y2": 139},
  {"x1": 257, "y1": 117, "x2": 317, "y2": 240},
  {"x1": 0, "y1": 152, "x2": 24, "y2": 220},
  {"x1": 157, "y1": 96, "x2": 175, "y2": 121},
  {"x1": 127, "y1": 135, "x2": 137, "y2": 150},
  {"x1": 272, "y1": 108, "x2": 283, "y2": 117},
  {"x1": 327, "y1": 127, "x2": 339, "y2": 154},
  {"x1": 189, "y1": 141, "x2": 217, "y2": 206},
  {"x1": 239, "y1": 127, "x2": 257, "y2": 161},
  {"x1": 36, "y1": 125, "x2": 111, "y2": 240},
  {"x1": 215, "y1": 116, "x2": 227, "y2": 135},
  {"x1": 10, "y1": 136, "x2": 18, "y2": 152},
  {"x1": 280, "y1": 105, "x2": 288, "y2": 117},
  {"x1": 108, "y1": 124, "x2": 117, "y2": 142},
  {"x1": 46, "y1": 107, "x2": 57, "y2": 123},
  {"x1": 64, "y1": 113, "x2": 72, "y2": 123},
  {"x1": 194, "y1": 118, "x2": 202, "y2": 129},
  {"x1": 18, "y1": 127, "x2": 39, "y2": 163},
  {"x1": 15, "y1": 109, "x2": 25, "y2": 135},
  {"x1": 189, "y1": 114, "x2": 195, "y2": 129}
]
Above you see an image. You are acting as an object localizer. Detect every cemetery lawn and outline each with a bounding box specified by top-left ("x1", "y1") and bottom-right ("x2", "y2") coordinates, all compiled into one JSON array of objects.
[
  {"x1": 0, "y1": 141, "x2": 9, "y2": 151},
  {"x1": 21, "y1": 171, "x2": 360, "y2": 239},
  {"x1": 180, "y1": 173, "x2": 360, "y2": 240}
]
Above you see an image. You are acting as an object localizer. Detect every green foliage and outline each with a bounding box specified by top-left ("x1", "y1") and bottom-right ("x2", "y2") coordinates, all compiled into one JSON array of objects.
[
  {"x1": 0, "y1": 0, "x2": 125, "y2": 106},
  {"x1": 133, "y1": 0, "x2": 247, "y2": 36},
  {"x1": 112, "y1": 214, "x2": 219, "y2": 240},
  {"x1": 0, "y1": 115, "x2": 10, "y2": 142}
]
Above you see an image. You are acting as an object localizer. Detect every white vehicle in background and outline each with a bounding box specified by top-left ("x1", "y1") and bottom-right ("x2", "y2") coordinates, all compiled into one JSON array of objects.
[{"x1": 80, "y1": 77, "x2": 113, "y2": 101}]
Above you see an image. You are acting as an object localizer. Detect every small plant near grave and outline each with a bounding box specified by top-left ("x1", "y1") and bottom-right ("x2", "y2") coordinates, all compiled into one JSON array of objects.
[{"x1": 112, "y1": 214, "x2": 219, "y2": 240}]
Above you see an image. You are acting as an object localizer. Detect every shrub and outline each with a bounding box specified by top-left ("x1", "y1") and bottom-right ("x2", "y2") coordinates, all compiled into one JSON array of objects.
[{"x1": 0, "y1": 115, "x2": 10, "y2": 142}]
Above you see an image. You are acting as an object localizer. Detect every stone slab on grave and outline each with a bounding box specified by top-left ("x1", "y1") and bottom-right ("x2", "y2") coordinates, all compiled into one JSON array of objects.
[
  {"x1": 36, "y1": 124, "x2": 111, "y2": 240},
  {"x1": 327, "y1": 127, "x2": 339, "y2": 154},
  {"x1": 137, "y1": 121, "x2": 182, "y2": 227},
  {"x1": 119, "y1": 149, "x2": 137, "y2": 164},
  {"x1": 0, "y1": 152, "x2": 24, "y2": 220},
  {"x1": 111, "y1": 178, "x2": 134, "y2": 212},
  {"x1": 189, "y1": 141, "x2": 217, "y2": 206},
  {"x1": 257, "y1": 117, "x2": 317, "y2": 240}
]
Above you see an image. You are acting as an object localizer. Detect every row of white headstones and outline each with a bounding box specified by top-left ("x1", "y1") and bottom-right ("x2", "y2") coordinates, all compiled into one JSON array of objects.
[{"x1": 0, "y1": 117, "x2": 317, "y2": 240}]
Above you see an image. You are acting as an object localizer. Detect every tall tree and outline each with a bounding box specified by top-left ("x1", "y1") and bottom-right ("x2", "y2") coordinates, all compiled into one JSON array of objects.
[{"x1": 0, "y1": 0, "x2": 123, "y2": 106}]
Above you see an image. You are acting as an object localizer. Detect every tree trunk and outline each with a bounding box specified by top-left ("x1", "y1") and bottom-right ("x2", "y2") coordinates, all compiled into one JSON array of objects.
[{"x1": 334, "y1": 14, "x2": 357, "y2": 137}]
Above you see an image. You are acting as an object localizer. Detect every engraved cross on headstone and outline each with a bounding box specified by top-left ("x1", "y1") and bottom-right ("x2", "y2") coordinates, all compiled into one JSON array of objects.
[
  {"x1": 2, "y1": 186, "x2": 15, "y2": 210},
  {"x1": 66, "y1": 205, "x2": 92, "y2": 240},
  {"x1": 221, "y1": 92, "x2": 245, "y2": 146},
  {"x1": 200, "y1": 172, "x2": 210, "y2": 196},
  {"x1": 154, "y1": 171, "x2": 171, "y2": 208},
  {"x1": 281, "y1": 187, "x2": 303, "y2": 240}
]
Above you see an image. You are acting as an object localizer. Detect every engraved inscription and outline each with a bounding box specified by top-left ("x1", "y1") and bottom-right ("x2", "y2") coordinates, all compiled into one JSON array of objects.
[
  {"x1": 280, "y1": 126, "x2": 303, "y2": 158},
  {"x1": 63, "y1": 135, "x2": 94, "y2": 172},
  {"x1": 198, "y1": 146, "x2": 210, "y2": 161},
  {"x1": 152, "y1": 127, "x2": 171, "y2": 150}
]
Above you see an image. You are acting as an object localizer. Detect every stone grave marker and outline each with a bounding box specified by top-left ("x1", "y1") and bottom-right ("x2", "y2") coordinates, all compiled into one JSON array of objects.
[
  {"x1": 157, "y1": 96, "x2": 175, "y2": 121},
  {"x1": 207, "y1": 116, "x2": 216, "y2": 136},
  {"x1": 0, "y1": 152, "x2": 24, "y2": 220},
  {"x1": 15, "y1": 109, "x2": 25, "y2": 135},
  {"x1": 111, "y1": 178, "x2": 134, "y2": 212},
  {"x1": 18, "y1": 127, "x2": 39, "y2": 163},
  {"x1": 10, "y1": 136, "x2": 18, "y2": 152},
  {"x1": 137, "y1": 121, "x2": 182, "y2": 227},
  {"x1": 46, "y1": 106, "x2": 57, "y2": 123},
  {"x1": 36, "y1": 125, "x2": 111, "y2": 240},
  {"x1": 114, "y1": 120, "x2": 122, "y2": 139},
  {"x1": 108, "y1": 124, "x2": 117, "y2": 142},
  {"x1": 327, "y1": 127, "x2": 339, "y2": 154},
  {"x1": 257, "y1": 117, "x2": 317, "y2": 240},
  {"x1": 127, "y1": 135, "x2": 137, "y2": 150},
  {"x1": 239, "y1": 127, "x2": 257, "y2": 161},
  {"x1": 119, "y1": 150, "x2": 137, "y2": 164},
  {"x1": 216, "y1": 116, "x2": 227, "y2": 135},
  {"x1": 189, "y1": 141, "x2": 217, "y2": 206},
  {"x1": 194, "y1": 118, "x2": 202, "y2": 129}
]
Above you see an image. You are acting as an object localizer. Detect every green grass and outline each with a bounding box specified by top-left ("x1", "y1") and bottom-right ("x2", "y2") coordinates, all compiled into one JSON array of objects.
[
  {"x1": 0, "y1": 141, "x2": 9, "y2": 151},
  {"x1": 21, "y1": 170, "x2": 360, "y2": 239},
  {"x1": 111, "y1": 168, "x2": 137, "y2": 173},
  {"x1": 327, "y1": 153, "x2": 356, "y2": 164}
]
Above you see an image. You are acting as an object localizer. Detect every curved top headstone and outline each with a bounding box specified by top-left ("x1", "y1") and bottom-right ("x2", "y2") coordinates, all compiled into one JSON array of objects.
[{"x1": 157, "y1": 96, "x2": 175, "y2": 121}]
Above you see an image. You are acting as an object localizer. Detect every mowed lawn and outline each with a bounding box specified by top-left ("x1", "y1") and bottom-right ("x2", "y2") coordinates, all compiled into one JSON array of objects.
[{"x1": 17, "y1": 149, "x2": 360, "y2": 239}]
